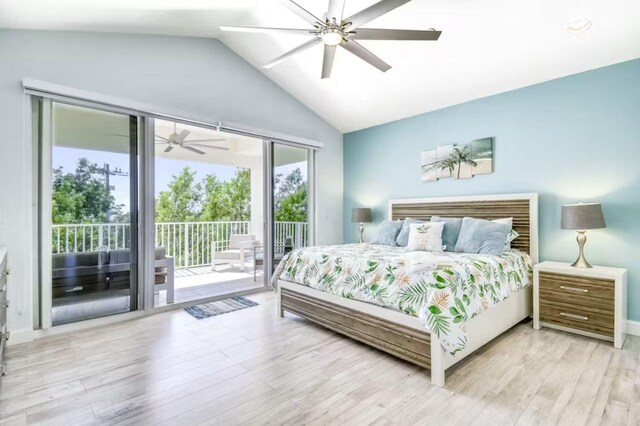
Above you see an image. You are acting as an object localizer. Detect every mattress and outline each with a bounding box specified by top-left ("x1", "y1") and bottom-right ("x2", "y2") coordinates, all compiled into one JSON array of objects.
[{"x1": 274, "y1": 243, "x2": 532, "y2": 355}]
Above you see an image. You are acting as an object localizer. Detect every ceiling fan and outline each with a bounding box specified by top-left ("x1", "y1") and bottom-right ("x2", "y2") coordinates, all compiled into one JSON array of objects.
[
  {"x1": 155, "y1": 123, "x2": 229, "y2": 155},
  {"x1": 220, "y1": 0, "x2": 441, "y2": 79}
]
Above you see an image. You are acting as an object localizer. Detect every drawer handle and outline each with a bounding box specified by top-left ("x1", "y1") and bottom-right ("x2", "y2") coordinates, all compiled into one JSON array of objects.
[
  {"x1": 1, "y1": 268, "x2": 8, "y2": 276},
  {"x1": 560, "y1": 286, "x2": 588, "y2": 293},
  {"x1": 560, "y1": 312, "x2": 589, "y2": 321},
  {"x1": 1, "y1": 331, "x2": 9, "y2": 341},
  {"x1": 2, "y1": 300, "x2": 8, "y2": 308}
]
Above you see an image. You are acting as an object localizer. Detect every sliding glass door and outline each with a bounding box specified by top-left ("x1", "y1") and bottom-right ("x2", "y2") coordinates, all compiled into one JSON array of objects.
[
  {"x1": 151, "y1": 120, "x2": 267, "y2": 307},
  {"x1": 42, "y1": 101, "x2": 139, "y2": 325},
  {"x1": 269, "y1": 144, "x2": 313, "y2": 273},
  {"x1": 35, "y1": 94, "x2": 316, "y2": 328}
]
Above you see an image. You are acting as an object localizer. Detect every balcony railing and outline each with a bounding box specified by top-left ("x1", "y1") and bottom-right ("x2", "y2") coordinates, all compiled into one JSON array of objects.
[{"x1": 51, "y1": 221, "x2": 308, "y2": 269}]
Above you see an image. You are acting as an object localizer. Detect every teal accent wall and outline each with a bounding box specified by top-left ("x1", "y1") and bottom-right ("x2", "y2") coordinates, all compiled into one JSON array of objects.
[{"x1": 344, "y1": 59, "x2": 640, "y2": 320}]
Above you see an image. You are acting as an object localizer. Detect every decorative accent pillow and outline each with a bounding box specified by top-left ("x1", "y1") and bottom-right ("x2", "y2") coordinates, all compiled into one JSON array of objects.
[
  {"x1": 492, "y1": 217, "x2": 519, "y2": 249},
  {"x1": 430, "y1": 216, "x2": 463, "y2": 252},
  {"x1": 370, "y1": 220, "x2": 403, "y2": 246},
  {"x1": 396, "y1": 218, "x2": 424, "y2": 247},
  {"x1": 454, "y1": 217, "x2": 511, "y2": 256},
  {"x1": 407, "y1": 222, "x2": 445, "y2": 252}
]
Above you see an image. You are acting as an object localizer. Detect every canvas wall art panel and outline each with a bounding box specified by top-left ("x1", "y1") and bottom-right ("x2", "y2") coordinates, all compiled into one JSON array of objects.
[{"x1": 421, "y1": 137, "x2": 494, "y2": 182}]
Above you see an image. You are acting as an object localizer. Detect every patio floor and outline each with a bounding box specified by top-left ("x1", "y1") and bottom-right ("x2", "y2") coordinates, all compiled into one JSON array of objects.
[{"x1": 154, "y1": 264, "x2": 267, "y2": 306}]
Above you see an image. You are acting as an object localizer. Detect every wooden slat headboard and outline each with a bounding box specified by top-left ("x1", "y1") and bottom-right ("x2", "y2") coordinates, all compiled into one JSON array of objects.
[{"x1": 389, "y1": 193, "x2": 538, "y2": 263}]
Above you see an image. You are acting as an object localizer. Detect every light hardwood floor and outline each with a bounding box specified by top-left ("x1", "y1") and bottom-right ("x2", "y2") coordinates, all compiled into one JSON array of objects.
[{"x1": 1, "y1": 291, "x2": 639, "y2": 425}]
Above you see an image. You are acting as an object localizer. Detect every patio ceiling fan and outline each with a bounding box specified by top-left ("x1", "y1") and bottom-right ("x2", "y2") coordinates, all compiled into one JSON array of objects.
[
  {"x1": 220, "y1": 0, "x2": 441, "y2": 79},
  {"x1": 155, "y1": 123, "x2": 229, "y2": 155}
]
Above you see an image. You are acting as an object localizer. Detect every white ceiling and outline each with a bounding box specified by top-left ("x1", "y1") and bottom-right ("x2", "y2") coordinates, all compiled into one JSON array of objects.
[{"x1": 2, "y1": 0, "x2": 639, "y2": 132}]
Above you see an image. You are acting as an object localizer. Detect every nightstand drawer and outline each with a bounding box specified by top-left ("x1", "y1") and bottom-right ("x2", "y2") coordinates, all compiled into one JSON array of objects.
[
  {"x1": 539, "y1": 299, "x2": 613, "y2": 337},
  {"x1": 539, "y1": 272, "x2": 614, "y2": 300}
]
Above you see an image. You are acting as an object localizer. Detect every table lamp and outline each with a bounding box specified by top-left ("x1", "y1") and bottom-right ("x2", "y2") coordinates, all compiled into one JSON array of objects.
[
  {"x1": 351, "y1": 208, "x2": 372, "y2": 243},
  {"x1": 561, "y1": 203, "x2": 606, "y2": 268}
]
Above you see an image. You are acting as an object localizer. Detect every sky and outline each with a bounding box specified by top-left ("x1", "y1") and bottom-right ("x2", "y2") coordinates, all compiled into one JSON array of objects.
[{"x1": 53, "y1": 146, "x2": 306, "y2": 215}]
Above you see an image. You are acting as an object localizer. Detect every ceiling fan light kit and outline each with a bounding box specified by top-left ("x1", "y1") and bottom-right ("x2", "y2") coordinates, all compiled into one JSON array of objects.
[{"x1": 220, "y1": 0, "x2": 441, "y2": 79}]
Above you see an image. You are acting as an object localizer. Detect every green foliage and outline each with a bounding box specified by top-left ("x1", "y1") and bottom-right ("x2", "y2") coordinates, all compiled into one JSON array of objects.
[
  {"x1": 155, "y1": 167, "x2": 252, "y2": 222},
  {"x1": 52, "y1": 158, "x2": 124, "y2": 224},
  {"x1": 274, "y1": 168, "x2": 307, "y2": 222},
  {"x1": 155, "y1": 166, "x2": 305, "y2": 223},
  {"x1": 398, "y1": 280, "x2": 431, "y2": 308},
  {"x1": 155, "y1": 167, "x2": 202, "y2": 222},
  {"x1": 54, "y1": 159, "x2": 307, "y2": 225}
]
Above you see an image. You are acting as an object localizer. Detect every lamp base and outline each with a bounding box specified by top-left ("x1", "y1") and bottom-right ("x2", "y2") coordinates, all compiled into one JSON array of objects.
[
  {"x1": 359, "y1": 223, "x2": 365, "y2": 244},
  {"x1": 571, "y1": 231, "x2": 593, "y2": 268}
]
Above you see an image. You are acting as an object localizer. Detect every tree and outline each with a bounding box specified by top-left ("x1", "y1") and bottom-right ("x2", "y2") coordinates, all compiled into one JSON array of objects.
[
  {"x1": 423, "y1": 144, "x2": 478, "y2": 180},
  {"x1": 450, "y1": 145, "x2": 478, "y2": 179},
  {"x1": 52, "y1": 158, "x2": 123, "y2": 224},
  {"x1": 153, "y1": 165, "x2": 305, "y2": 223},
  {"x1": 199, "y1": 174, "x2": 226, "y2": 221},
  {"x1": 274, "y1": 168, "x2": 307, "y2": 222},
  {"x1": 200, "y1": 168, "x2": 251, "y2": 221},
  {"x1": 155, "y1": 167, "x2": 202, "y2": 222},
  {"x1": 275, "y1": 186, "x2": 307, "y2": 222}
]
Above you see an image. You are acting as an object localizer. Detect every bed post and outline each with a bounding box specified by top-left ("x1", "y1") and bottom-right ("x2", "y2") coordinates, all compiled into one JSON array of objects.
[
  {"x1": 430, "y1": 335, "x2": 446, "y2": 387},
  {"x1": 276, "y1": 281, "x2": 284, "y2": 318}
]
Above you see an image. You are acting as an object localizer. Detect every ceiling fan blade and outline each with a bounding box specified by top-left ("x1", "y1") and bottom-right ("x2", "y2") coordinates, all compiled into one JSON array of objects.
[
  {"x1": 350, "y1": 28, "x2": 441, "y2": 41},
  {"x1": 321, "y1": 45, "x2": 337, "y2": 79},
  {"x1": 155, "y1": 135, "x2": 170, "y2": 142},
  {"x1": 182, "y1": 139, "x2": 226, "y2": 143},
  {"x1": 186, "y1": 143, "x2": 230, "y2": 150},
  {"x1": 281, "y1": 0, "x2": 324, "y2": 27},
  {"x1": 164, "y1": 145, "x2": 173, "y2": 153},
  {"x1": 176, "y1": 129, "x2": 190, "y2": 142},
  {"x1": 341, "y1": 40, "x2": 391, "y2": 72},
  {"x1": 327, "y1": 0, "x2": 346, "y2": 22},
  {"x1": 263, "y1": 37, "x2": 322, "y2": 69},
  {"x1": 181, "y1": 145, "x2": 206, "y2": 155},
  {"x1": 220, "y1": 26, "x2": 319, "y2": 36},
  {"x1": 344, "y1": 0, "x2": 412, "y2": 30}
]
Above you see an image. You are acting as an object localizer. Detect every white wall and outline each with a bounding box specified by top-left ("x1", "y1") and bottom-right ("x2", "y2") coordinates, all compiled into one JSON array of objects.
[{"x1": 0, "y1": 29, "x2": 343, "y2": 338}]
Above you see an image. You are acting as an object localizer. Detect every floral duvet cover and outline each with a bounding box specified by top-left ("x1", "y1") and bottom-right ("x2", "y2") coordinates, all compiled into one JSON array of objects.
[{"x1": 273, "y1": 244, "x2": 532, "y2": 355}]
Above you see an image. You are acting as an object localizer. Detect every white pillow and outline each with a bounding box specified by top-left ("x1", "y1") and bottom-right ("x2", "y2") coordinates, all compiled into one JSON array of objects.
[
  {"x1": 492, "y1": 217, "x2": 519, "y2": 249},
  {"x1": 407, "y1": 222, "x2": 445, "y2": 252}
]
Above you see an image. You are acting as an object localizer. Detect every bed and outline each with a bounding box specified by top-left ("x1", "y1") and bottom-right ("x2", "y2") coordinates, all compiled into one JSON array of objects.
[{"x1": 275, "y1": 193, "x2": 538, "y2": 386}]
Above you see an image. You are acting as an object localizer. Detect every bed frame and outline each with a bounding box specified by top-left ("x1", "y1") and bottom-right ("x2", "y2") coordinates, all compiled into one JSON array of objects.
[{"x1": 277, "y1": 193, "x2": 538, "y2": 386}]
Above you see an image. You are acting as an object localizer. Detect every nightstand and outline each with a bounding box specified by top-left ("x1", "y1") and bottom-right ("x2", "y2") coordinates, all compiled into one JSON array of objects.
[{"x1": 533, "y1": 261, "x2": 627, "y2": 348}]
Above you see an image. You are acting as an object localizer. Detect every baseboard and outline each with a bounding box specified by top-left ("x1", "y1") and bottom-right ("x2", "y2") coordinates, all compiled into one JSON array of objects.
[
  {"x1": 626, "y1": 320, "x2": 640, "y2": 337},
  {"x1": 6, "y1": 327, "x2": 34, "y2": 346}
]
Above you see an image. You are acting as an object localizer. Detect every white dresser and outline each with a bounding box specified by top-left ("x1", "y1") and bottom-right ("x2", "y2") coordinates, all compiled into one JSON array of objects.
[{"x1": 0, "y1": 247, "x2": 8, "y2": 376}]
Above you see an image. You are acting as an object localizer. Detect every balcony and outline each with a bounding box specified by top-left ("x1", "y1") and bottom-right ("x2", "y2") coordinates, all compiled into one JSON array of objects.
[{"x1": 51, "y1": 221, "x2": 308, "y2": 306}]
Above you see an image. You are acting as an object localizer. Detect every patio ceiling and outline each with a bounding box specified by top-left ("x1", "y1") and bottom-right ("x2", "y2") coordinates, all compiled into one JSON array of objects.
[{"x1": 52, "y1": 103, "x2": 306, "y2": 167}]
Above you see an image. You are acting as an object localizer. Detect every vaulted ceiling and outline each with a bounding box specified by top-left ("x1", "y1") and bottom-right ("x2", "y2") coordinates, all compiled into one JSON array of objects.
[{"x1": 1, "y1": 0, "x2": 639, "y2": 132}]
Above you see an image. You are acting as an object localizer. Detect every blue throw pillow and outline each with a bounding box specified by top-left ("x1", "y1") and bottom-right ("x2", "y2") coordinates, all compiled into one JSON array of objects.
[
  {"x1": 430, "y1": 216, "x2": 463, "y2": 252},
  {"x1": 396, "y1": 218, "x2": 424, "y2": 247},
  {"x1": 454, "y1": 217, "x2": 511, "y2": 256},
  {"x1": 370, "y1": 220, "x2": 403, "y2": 246}
]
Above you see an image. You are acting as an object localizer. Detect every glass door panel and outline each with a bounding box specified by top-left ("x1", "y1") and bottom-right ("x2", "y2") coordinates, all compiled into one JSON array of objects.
[
  {"x1": 271, "y1": 144, "x2": 310, "y2": 273},
  {"x1": 152, "y1": 120, "x2": 266, "y2": 307},
  {"x1": 49, "y1": 102, "x2": 138, "y2": 325}
]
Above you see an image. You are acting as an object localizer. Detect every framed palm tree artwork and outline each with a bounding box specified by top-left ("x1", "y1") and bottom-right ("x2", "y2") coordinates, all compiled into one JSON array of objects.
[{"x1": 421, "y1": 137, "x2": 493, "y2": 182}]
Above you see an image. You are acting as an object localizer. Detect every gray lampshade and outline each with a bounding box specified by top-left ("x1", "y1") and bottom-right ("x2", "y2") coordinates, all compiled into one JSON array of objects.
[
  {"x1": 561, "y1": 203, "x2": 606, "y2": 230},
  {"x1": 352, "y1": 208, "x2": 372, "y2": 223}
]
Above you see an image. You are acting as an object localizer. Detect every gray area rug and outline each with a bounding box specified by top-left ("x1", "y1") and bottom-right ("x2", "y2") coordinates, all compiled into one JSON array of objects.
[{"x1": 184, "y1": 296, "x2": 258, "y2": 319}]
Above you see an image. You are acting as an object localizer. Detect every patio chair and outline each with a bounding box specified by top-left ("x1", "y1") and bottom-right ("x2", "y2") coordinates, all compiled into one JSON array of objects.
[{"x1": 212, "y1": 234, "x2": 256, "y2": 272}]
